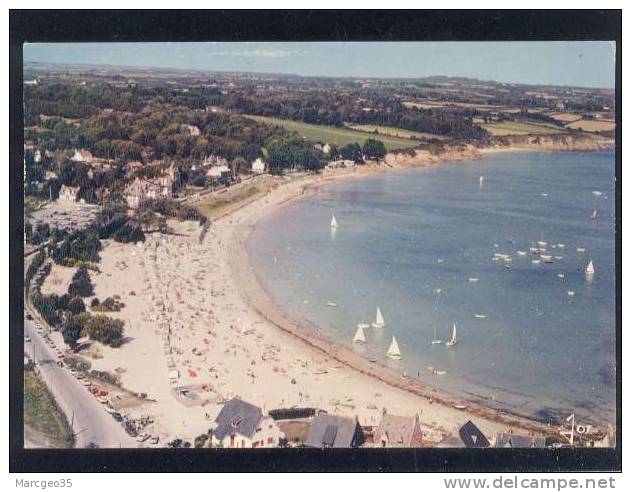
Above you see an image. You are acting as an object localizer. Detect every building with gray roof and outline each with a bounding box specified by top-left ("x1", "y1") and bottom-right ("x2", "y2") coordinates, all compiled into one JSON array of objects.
[
  {"x1": 211, "y1": 398, "x2": 283, "y2": 448},
  {"x1": 305, "y1": 414, "x2": 365, "y2": 448}
]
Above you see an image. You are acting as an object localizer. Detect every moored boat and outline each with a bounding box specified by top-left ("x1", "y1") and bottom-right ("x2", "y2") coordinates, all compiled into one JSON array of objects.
[
  {"x1": 353, "y1": 325, "x2": 366, "y2": 344},
  {"x1": 386, "y1": 336, "x2": 401, "y2": 359},
  {"x1": 445, "y1": 322, "x2": 458, "y2": 347},
  {"x1": 372, "y1": 307, "x2": 385, "y2": 328},
  {"x1": 330, "y1": 214, "x2": 338, "y2": 229}
]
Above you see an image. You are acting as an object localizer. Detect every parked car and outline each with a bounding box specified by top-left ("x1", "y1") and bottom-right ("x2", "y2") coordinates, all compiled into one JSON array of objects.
[
  {"x1": 136, "y1": 433, "x2": 150, "y2": 443},
  {"x1": 112, "y1": 412, "x2": 124, "y2": 422},
  {"x1": 25, "y1": 313, "x2": 33, "y2": 320},
  {"x1": 24, "y1": 335, "x2": 31, "y2": 343},
  {"x1": 149, "y1": 436, "x2": 159, "y2": 445}
]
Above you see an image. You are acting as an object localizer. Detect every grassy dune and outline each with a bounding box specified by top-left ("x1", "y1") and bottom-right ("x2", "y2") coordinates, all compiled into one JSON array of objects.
[
  {"x1": 242, "y1": 115, "x2": 418, "y2": 151},
  {"x1": 194, "y1": 176, "x2": 282, "y2": 220}
]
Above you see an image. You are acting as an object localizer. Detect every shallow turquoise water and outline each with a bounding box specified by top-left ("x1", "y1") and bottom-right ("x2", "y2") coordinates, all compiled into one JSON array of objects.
[{"x1": 248, "y1": 151, "x2": 616, "y2": 426}]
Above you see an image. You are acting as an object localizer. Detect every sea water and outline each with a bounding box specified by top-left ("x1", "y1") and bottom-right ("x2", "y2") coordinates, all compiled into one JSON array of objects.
[{"x1": 248, "y1": 151, "x2": 616, "y2": 426}]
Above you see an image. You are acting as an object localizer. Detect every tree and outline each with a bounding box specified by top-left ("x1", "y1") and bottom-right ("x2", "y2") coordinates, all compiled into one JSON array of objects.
[
  {"x1": 84, "y1": 314, "x2": 125, "y2": 347},
  {"x1": 68, "y1": 267, "x2": 94, "y2": 297},
  {"x1": 68, "y1": 296, "x2": 86, "y2": 315},
  {"x1": 340, "y1": 143, "x2": 363, "y2": 163},
  {"x1": 362, "y1": 139, "x2": 387, "y2": 160},
  {"x1": 62, "y1": 313, "x2": 88, "y2": 350}
]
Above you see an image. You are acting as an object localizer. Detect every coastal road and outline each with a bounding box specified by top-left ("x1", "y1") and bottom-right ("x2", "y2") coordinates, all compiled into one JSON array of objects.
[{"x1": 24, "y1": 316, "x2": 134, "y2": 448}]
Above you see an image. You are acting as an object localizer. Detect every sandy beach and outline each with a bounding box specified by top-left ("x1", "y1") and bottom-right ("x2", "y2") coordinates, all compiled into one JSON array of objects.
[{"x1": 42, "y1": 145, "x2": 581, "y2": 445}]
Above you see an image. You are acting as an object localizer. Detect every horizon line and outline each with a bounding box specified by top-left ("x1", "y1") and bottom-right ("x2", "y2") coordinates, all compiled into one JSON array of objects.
[{"x1": 23, "y1": 60, "x2": 615, "y2": 91}]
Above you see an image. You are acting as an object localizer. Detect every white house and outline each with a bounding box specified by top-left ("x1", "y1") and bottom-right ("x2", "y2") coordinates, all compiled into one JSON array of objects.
[
  {"x1": 206, "y1": 164, "x2": 230, "y2": 179},
  {"x1": 251, "y1": 158, "x2": 266, "y2": 175},
  {"x1": 58, "y1": 184, "x2": 79, "y2": 202},
  {"x1": 211, "y1": 398, "x2": 283, "y2": 448}
]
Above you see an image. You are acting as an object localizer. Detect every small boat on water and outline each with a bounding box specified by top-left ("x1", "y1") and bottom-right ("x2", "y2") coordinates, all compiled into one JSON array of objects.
[
  {"x1": 446, "y1": 322, "x2": 458, "y2": 347},
  {"x1": 517, "y1": 250, "x2": 527, "y2": 256},
  {"x1": 386, "y1": 336, "x2": 401, "y2": 360},
  {"x1": 330, "y1": 214, "x2": 338, "y2": 229},
  {"x1": 431, "y1": 326, "x2": 442, "y2": 345},
  {"x1": 540, "y1": 255, "x2": 554, "y2": 263},
  {"x1": 372, "y1": 307, "x2": 385, "y2": 329},
  {"x1": 532, "y1": 259, "x2": 541, "y2": 265},
  {"x1": 586, "y1": 260, "x2": 595, "y2": 276},
  {"x1": 567, "y1": 291, "x2": 576, "y2": 297},
  {"x1": 479, "y1": 176, "x2": 484, "y2": 187},
  {"x1": 468, "y1": 277, "x2": 479, "y2": 283},
  {"x1": 555, "y1": 256, "x2": 563, "y2": 260},
  {"x1": 537, "y1": 241, "x2": 548, "y2": 247},
  {"x1": 592, "y1": 190, "x2": 603, "y2": 197},
  {"x1": 353, "y1": 325, "x2": 366, "y2": 344},
  {"x1": 557, "y1": 273, "x2": 565, "y2": 279},
  {"x1": 577, "y1": 247, "x2": 586, "y2": 253},
  {"x1": 591, "y1": 210, "x2": 598, "y2": 220},
  {"x1": 558, "y1": 243, "x2": 565, "y2": 248},
  {"x1": 474, "y1": 314, "x2": 487, "y2": 319},
  {"x1": 437, "y1": 258, "x2": 445, "y2": 264},
  {"x1": 453, "y1": 404, "x2": 467, "y2": 410},
  {"x1": 428, "y1": 367, "x2": 447, "y2": 376},
  {"x1": 326, "y1": 301, "x2": 337, "y2": 307},
  {"x1": 541, "y1": 193, "x2": 548, "y2": 197}
]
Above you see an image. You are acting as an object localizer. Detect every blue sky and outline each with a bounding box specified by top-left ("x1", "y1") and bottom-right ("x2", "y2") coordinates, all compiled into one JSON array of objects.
[{"x1": 24, "y1": 42, "x2": 616, "y2": 88}]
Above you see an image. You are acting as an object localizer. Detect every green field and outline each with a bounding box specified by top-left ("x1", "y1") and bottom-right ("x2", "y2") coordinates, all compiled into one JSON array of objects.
[
  {"x1": 242, "y1": 115, "x2": 419, "y2": 151},
  {"x1": 481, "y1": 121, "x2": 569, "y2": 136},
  {"x1": 346, "y1": 124, "x2": 448, "y2": 141},
  {"x1": 24, "y1": 369, "x2": 74, "y2": 448}
]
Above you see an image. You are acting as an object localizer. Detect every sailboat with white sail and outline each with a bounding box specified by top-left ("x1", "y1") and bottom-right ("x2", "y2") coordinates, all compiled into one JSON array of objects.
[
  {"x1": 330, "y1": 214, "x2": 338, "y2": 229},
  {"x1": 591, "y1": 210, "x2": 598, "y2": 220},
  {"x1": 386, "y1": 336, "x2": 401, "y2": 359},
  {"x1": 586, "y1": 259, "x2": 595, "y2": 276},
  {"x1": 431, "y1": 326, "x2": 442, "y2": 345},
  {"x1": 372, "y1": 307, "x2": 385, "y2": 328},
  {"x1": 446, "y1": 322, "x2": 458, "y2": 347},
  {"x1": 353, "y1": 325, "x2": 366, "y2": 344}
]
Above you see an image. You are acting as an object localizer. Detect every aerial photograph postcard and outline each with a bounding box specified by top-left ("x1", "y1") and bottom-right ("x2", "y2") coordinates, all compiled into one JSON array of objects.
[{"x1": 19, "y1": 38, "x2": 617, "y2": 456}]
